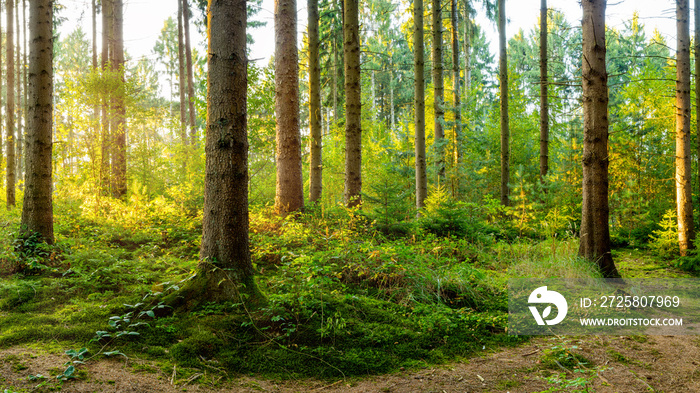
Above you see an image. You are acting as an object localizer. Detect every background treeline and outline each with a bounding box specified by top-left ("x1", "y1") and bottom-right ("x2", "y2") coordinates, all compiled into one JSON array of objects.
[{"x1": 0, "y1": 1, "x2": 687, "y2": 254}]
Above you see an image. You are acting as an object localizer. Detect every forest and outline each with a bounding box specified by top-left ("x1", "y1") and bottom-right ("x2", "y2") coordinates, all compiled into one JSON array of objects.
[{"x1": 1, "y1": 0, "x2": 700, "y2": 391}]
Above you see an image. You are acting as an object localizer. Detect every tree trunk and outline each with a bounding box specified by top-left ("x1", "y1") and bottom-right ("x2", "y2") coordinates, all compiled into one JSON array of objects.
[
  {"x1": 308, "y1": 0, "x2": 322, "y2": 204},
  {"x1": 463, "y1": 1, "x2": 470, "y2": 99},
  {"x1": 183, "y1": 0, "x2": 196, "y2": 144},
  {"x1": 390, "y1": 57, "x2": 395, "y2": 131},
  {"x1": 101, "y1": 0, "x2": 111, "y2": 195},
  {"x1": 676, "y1": 0, "x2": 695, "y2": 255},
  {"x1": 274, "y1": 0, "x2": 304, "y2": 214},
  {"x1": 91, "y1": 0, "x2": 98, "y2": 185},
  {"x1": 344, "y1": 0, "x2": 362, "y2": 207},
  {"x1": 695, "y1": 0, "x2": 700, "y2": 207},
  {"x1": 6, "y1": 0, "x2": 15, "y2": 208},
  {"x1": 20, "y1": 0, "x2": 27, "y2": 186},
  {"x1": 579, "y1": 0, "x2": 620, "y2": 278},
  {"x1": 498, "y1": 0, "x2": 509, "y2": 206},
  {"x1": 22, "y1": 0, "x2": 53, "y2": 243},
  {"x1": 177, "y1": 0, "x2": 187, "y2": 145},
  {"x1": 15, "y1": 0, "x2": 21, "y2": 185},
  {"x1": 451, "y1": 0, "x2": 461, "y2": 171},
  {"x1": 539, "y1": 0, "x2": 549, "y2": 183},
  {"x1": 0, "y1": 1, "x2": 4, "y2": 176},
  {"x1": 171, "y1": 0, "x2": 263, "y2": 308},
  {"x1": 432, "y1": 0, "x2": 444, "y2": 180},
  {"x1": 111, "y1": 0, "x2": 126, "y2": 199},
  {"x1": 415, "y1": 0, "x2": 427, "y2": 210},
  {"x1": 333, "y1": 36, "x2": 339, "y2": 125}
]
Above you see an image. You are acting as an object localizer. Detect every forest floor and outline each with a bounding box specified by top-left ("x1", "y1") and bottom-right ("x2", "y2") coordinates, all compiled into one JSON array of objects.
[
  {"x1": 1, "y1": 331, "x2": 699, "y2": 392},
  {"x1": 1, "y1": 248, "x2": 697, "y2": 393}
]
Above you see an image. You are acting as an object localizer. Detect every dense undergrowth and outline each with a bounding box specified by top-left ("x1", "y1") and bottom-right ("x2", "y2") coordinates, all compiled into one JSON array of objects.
[{"x1": 0, "y1": 192, "x2": 638, "y2": 385}]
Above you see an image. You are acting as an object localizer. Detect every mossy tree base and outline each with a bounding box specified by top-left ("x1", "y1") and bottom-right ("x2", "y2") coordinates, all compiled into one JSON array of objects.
[{"x1": 164, "y1": 267, "x2": 266, "y2": 311}]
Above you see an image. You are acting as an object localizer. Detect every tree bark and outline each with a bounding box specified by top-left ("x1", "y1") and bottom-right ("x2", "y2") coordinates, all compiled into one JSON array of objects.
[
  {"x1": 22, "y1": 0, "x2": 53, "y2": 243},
  {"x1": 344, "y1": 0, "x2": 362, "y2": 207},
  {"x1": 579, "y1": 0, "x2": 620, "y2": 277},
  {"x1": 415, "y1": 0, "x2": 427, "y2": 210},
  {"x1": 15, "y1": 0, "x2": 21, "y2": 185},
  {"x1": 451, "y1": 0, "x2": 461, "y2": 173},
  {"x1": 101, "y1": 0, "x2": 112, "y2": 195},
  {"x1": 695, "y1": 0, "x2": 700, "y2": 208},
  {"x1": 274, "y1": 0, "x2": 304, "y2": 214},
  {"x1": 539, "y1": 0, "x2": 549, "y2": 183},
  {"x1": 171, "y1": 0, "x2": 264, "y2": 308},
  {"x1": 432, "y1": 0, "x2": 445, "y2": 179},
  {"x1": 183, "y1": 0, "x2": 196, "y2": 144},
  {"x1": 177, "y1": 0, "x2": 187, "y2": 145},
  {"x1": 91, "y1": 0, "x2": 98, "y2": 184},
  {"x1": 111, "y1": 0, "x2": 126, "y2": 199},
  {"x1": 6, "y1": 0, "x2": 16, "y2": 208},
  {"x1": 463, "y1": 1, "x2": 470, "y2": 99},
  {"x1": 0, "y1": 1, "x2": 4, "y2": 177},
  {"x1": 676, "y1": 0, "x2": 695, "y2": 255},
  {"x1": 498, "y1": 0, "x2": 509, "y2": 206},
  {"x1": 308, "y1": 0, "x2": 322, "y2": 204},
  {"x1": 20, "y1": 0, "x2": 26, "y2": 186}
]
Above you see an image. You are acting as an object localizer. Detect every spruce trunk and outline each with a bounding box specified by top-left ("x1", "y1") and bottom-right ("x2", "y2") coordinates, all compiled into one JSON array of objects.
[
  {"x1": 676, "y1": 0, "x2": 695, "y2": 254},
  {"x1": 539, "y1": 0, "x2": 549, "y2": 183},
  {"x1": 432, "y1": 0, "x2": 444, "y2": 180},
  {"x1": 22, "y1": 0, "x2": 53, "y2": 243},
  {"x1": 579, "y1": 0, "x2": 620, "y2": 277},
  {"x1": 498, "y1": 0, "x2": 509, "y2": 206},
  {"x1": 173, "y1": 0, "x2": 264, "y2": 307},
  {"x1": 111, "y1": 0, "x2": 126, "y2": 199},
  {"x1": 344, "y1": 0, "x2": 362, "y2": 207},
  {"x1": 415, "y1": 0, "x2": 427, "y2": 210},
  {"x1": 308, "y1": 0, "x2": 322, "y2": 204},
  {"x1": 183, "y1": 0, "x2": 196, "y2": 143},
  {"x1": 274, "y1": 0, "x2": 304, "y2": 214},
  {"x1": 6, "y1": 0, "x2": 15, "y2": 208}
]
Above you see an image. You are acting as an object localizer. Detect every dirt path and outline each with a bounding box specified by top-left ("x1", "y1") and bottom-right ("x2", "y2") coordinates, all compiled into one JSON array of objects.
[{"x1": 2, "y1": 333, "x2": 698, "y2": 392}]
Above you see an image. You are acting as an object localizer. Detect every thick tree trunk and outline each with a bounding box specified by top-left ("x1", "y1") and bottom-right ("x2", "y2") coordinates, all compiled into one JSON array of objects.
[
  {"x1": 101, "y1": 0, "x2": 111, "y2": 195},
  {"x1": 308, "y1": 0, "x2": 322, "y2": 204},
  {"x1": 274, "y1": 0, "x2": 304, "y2": 214},
  {"x1": 183, "y1": 0, "x2": 196, "y2": 144},
  {"x1": 432, "y1": 0, "x2": 445, "y2": 179},
  {"x1": 344, "y1": 0, "x2": 362, "y2": 207},
  {"x1": 172, "y1": 0, "x2": 264, "y2": 308},
  {"x1": 22, "y1": 0, "x2": 53, "y2": 243},
  {"x1": 579, "y1": 0, "x2": 620, "y2": 278},
  {"x1": 451, "y1": 0, "x2": 461, "y2": 171},
  {"x1": 111, "y1": 0, "x2": 126, "y2": 199},
  {"x1": 177, "y1": 0, "x2": 187, "y2": 145},
  {"x1": 498, "y1": 0, "x2": 509, "y2": 206},
  {"x1": 539, "y1": 0, "x2": 549, "y2": 183},
  {"x1": 676, "y1": 0, "x2": 695, "y2": 255},
  {"x1": 6, "y1": 0, "x2": 15, "y2": 208},
  {"x1": 415, "y1": 0, "x2": 427, "y2": 210}
]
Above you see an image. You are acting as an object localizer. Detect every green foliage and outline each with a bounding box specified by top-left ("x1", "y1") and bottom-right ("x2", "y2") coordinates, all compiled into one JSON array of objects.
[
  {"x1": 540, "y1": 343, "x2": 591, "y2": 370},
  {"x1": 648, "y1": 210, "x2": 679, "y2": 259},
  {"x1": 363, "y1": 173, "x2": 414, "y2": 237},
  {"x1": 418, "y1": 186, "x2": 495, "y2": 243}
]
